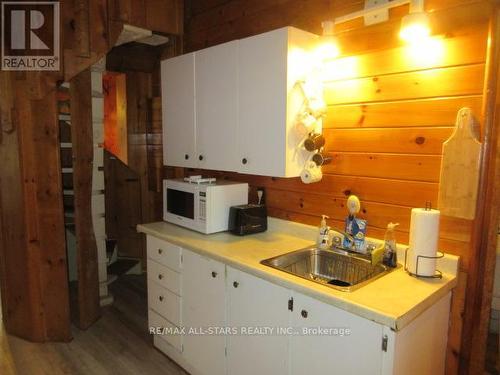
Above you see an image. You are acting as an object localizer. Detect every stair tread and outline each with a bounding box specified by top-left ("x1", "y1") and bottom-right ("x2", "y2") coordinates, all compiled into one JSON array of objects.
[{"x1": 108, "y1": 259, "x2": 140, "y2": 277}]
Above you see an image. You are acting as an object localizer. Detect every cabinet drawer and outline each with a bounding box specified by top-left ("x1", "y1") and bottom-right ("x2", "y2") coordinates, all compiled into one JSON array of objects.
[
  {"x1": 148, "y1": 309, "x2": 183, "y2": 352},
  {"x1": 148, "y1": 280, "x2": 182, "y2": 326},
  {"x1": 147, "y1": 235, "x2": 182, "y2": 272},
  {"x1": 147, "y1": 259, "x2": 181, "y2": 296}
]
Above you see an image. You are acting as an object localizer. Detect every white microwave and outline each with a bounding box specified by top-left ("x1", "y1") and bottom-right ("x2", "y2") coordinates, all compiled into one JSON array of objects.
[{"x1": 163, "y1": 179, "x2": 248, "y2": 234}]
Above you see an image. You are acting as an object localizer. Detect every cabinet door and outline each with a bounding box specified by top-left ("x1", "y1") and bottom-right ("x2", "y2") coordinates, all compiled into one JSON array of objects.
[
  {"x1": 226, "y1": 266, "x2": 290, "y2": 375},
  {"x1": 290, "y1": 292, "x2": 383, "y2": 375},
  {"x1": 237, "y1": 29, "x2": 288, "y2": 176},
  {"x1": 182, "y1": 250, "x2": 226, "y2": 375},
  {"x1": 195, "y1": 41, "x2": 239, "y2": 171},
  {"x1": 161, "y1": 53, "x2": 196, "y2": 168}
]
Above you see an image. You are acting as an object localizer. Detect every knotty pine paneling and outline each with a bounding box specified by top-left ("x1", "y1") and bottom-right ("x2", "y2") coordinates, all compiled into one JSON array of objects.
[
  {"x1": 324, "y1": 127, "x2": 454, "y2": 154},
  {"x1": 322, "y1": 152, "x2": 442, "y2": 181},
  {"x1": 185, "y1": 0, "x2": 491, "y2": 53},
  {"x1": 322, "y1": 29, "x2": 487, "y2": 82},
  {"x1": 325, "y1": 96, "x2": 483, "y2": 128},
  {"x1": 324, "y1": 64, "x2": 485, "y2": 104}
]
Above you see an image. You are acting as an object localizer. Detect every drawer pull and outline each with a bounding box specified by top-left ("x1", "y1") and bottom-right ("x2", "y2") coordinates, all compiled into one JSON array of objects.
[
  {"x1": 211, "y1": 271, "x2": 217, "y2": 278},
  {"x1": 159, "y1": 295, "x2": 164, "y2": 302},
  {"x1": 233, "y1": 281, "x2": 239, "y2": 288},
  {"x1": 301, "y1": 309, "x2": 308, "y2": 318},
  {"x1": 158, "y1": 274, "x2": 163, "y2": 280},
  {"x1": 158, "y1": 248, "x2": 163, "y2": 255}
]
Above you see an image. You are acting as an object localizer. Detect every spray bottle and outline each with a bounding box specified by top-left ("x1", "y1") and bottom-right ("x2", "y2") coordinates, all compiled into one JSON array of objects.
[
  {"x1": 317, "y1": 215, "x2": 330, "y2": 249},
  {"x1": 383, "y1": 222, "x2": 399, "y2": 268}
]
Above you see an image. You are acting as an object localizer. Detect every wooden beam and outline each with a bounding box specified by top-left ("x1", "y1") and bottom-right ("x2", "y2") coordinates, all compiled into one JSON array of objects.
[
  {"x1": 74, "y1": 0, "x2": 91, "y2": 57},
  {"x1": 461, "y1": 5, "x2": 500, "y2": 374},
  {"x1": 0, "y1": 72, "x2": 45, "y2": 341},
  {"x1": 70, "y1": 69, "x2": 102, "y2": 329},
  {"x1": 0, "y1": 71, "x2": 71, "y2": 341}
]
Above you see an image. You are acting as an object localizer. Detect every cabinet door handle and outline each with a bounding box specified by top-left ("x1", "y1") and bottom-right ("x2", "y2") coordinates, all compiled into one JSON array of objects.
[
  {"x1": 242, "y1": 158, "x2": 248, "y2": 165},
  {"x1": 158, "y1": 248, "x2": 163, "y2": 255},
  {"x1": 159, "y1": 295, "x2": 164, "y2": 302},
  {"x1": 199, "y1": 155, "x2": 204, "y2": 161},
  {"x1": 158, "y1": 274, "x2": 163, "y2": 280},
  {"x1": 233, "y1": 281, "x2": 239, "y2": 288},
  {"x1": 211, "y1": 271, "x2": 217, "y2": 278},
  {"x1": 185, "y1": 154, "x2": 189, "y2": 160},
  {"x1": 301, "y1": 309, "x2": 308, "y2": 318}
]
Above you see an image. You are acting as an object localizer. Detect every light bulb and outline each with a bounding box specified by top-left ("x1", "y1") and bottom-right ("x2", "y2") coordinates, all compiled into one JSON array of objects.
[
  {"x1": 317, "y1": 35, "x2": 340, "y2": 60},
  {"x1": 318, "y1": 20, "x2": 340, "y2": 60},
  {"x1": 400, "y1": 12, "x2": 431, "y2": 43}
]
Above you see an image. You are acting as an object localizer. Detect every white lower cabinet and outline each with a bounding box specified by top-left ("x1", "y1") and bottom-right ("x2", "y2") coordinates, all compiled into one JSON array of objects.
[
  {"x1": 182, "y1": 250, "x2": 226, "y2": 375},
  {"x1": 290, "y1": 292, "x2": 383, "y2": 375},
  {"x1": 146, "y1": 237, "x2": 451, "y2": 375},
  {"x1": 226, "y1": 266, "x2": 290, "y2": 375}
]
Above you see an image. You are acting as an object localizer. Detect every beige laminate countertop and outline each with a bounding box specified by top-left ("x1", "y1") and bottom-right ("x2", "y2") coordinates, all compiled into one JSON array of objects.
[{"x1": 137, "y1": 218, "x2": 458, "y2": 331}]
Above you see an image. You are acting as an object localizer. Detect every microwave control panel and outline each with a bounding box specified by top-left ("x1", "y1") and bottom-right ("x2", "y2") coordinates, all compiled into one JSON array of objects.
[{"x1": 199, "y1": 192, "x2": 206, "y2": 221}]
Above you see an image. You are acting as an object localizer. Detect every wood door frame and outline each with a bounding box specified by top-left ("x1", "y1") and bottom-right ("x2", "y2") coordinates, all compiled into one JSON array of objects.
[{"x1": 461, "y1": 5, "x2": 500, "y2": 374}]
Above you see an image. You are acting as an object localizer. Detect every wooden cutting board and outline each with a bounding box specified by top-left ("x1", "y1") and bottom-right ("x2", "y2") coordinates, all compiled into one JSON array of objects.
[{"x1": 438, "y1": 107, "x2": 482, "y2": 220}]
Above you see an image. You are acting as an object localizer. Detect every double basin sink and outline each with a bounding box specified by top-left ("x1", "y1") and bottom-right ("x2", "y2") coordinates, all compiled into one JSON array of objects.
[{"x1": 261, "y1": 246, "x2": 393, "y2": 292}]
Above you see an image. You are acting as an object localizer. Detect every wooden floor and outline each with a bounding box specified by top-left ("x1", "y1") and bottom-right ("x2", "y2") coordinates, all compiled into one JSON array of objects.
[
  {"x1": 485, "y1": 332, "x2": 499, "y2": 375},
  {"x1": 0, "y1": 275, "x2": 188, "y2": 375}
]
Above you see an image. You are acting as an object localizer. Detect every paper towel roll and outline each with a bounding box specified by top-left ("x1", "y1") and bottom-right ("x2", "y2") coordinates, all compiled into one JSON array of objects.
[
  {"x1": 300, "y1": 161, "x2": 322, "y2": 184},
  {"x1": 407, "y1": 208, "x2": 440, "y2": 276}
]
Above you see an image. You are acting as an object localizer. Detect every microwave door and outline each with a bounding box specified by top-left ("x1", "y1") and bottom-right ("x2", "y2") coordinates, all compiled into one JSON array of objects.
[{"x1": 166, "y1": 188, "x2": 195, "y2": 220}]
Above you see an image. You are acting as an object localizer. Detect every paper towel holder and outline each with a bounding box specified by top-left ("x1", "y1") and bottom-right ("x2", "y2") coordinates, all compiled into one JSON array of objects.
[{"x1": 404, "y1": 248, "x2": 444, "y2": 279}]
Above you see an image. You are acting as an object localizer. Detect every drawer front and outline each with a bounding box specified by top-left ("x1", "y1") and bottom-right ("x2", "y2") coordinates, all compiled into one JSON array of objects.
[
  {"x1": 147, "y1": 259, "x2": 181, "y2": 296},
  {"x1": 148, "y1": 309, "x2": 183, "y2": 352},
  {"x1": 148, "y1": 279, "x2": 182, "y2": 326},
  {"x1": 147, "y1": 235, "x2": 182, "y2": 272}
]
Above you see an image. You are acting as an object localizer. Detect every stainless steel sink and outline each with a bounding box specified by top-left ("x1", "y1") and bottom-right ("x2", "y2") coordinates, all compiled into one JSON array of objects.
[{"x1": 261, "y1": 246, "x2": 393, "y2": 292}]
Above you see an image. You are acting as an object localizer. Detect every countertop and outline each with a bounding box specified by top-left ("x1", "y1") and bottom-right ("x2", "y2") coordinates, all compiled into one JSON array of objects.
[{"x1": 137, "y1": 218, "x2": 459, "y2": 331}]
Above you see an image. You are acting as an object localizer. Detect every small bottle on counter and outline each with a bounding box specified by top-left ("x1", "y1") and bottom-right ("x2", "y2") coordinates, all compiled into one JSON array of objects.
[
  {"x1": 317, "y1": 215, "x2": 331, "y2": 250},
  {"x1": 383, "y1": 222, "x2": 399, "y2": 268}
]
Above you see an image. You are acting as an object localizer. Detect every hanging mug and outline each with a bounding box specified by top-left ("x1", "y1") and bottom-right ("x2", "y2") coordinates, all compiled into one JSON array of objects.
[
  {"x1": 312, "y1": 153, "x2": 332, "y2": 166},
  {"x1": 304, "y1": 133, "x2": 325, "y2": 152}
]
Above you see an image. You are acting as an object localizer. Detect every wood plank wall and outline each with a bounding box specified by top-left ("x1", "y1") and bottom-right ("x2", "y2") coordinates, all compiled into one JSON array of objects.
[{"x1": 182, "y1": 0, "x2": 494, "y2": 373}]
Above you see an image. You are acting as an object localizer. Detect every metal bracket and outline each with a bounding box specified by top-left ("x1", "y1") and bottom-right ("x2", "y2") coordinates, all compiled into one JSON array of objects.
[{"x1": 364, "y1": 0, "x2": 390, "y2": 25}]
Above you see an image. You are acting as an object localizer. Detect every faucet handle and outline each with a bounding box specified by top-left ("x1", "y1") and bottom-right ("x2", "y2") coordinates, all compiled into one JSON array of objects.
[{"x1": 331, "y1": 235, "x2": 342, "y2": 247}]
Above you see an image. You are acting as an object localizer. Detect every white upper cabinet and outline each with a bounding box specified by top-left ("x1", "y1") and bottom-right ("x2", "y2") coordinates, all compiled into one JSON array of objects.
[
  {"x1": 238, "y1": 27, "x2": 316, "y2": 177},
  {"x1": 161, "y1": 52, "x2": 197, "y2": 168},
  {"x1": 195, "y1": 40, "x2": 239, "y2": 171},
  {"x1": 161, "y1": 27, "x2": 318, "y2": 176}
]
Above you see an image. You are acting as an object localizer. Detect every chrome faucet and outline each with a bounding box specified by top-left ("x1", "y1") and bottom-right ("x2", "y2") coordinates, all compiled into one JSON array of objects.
[{"x1": 329, "y1": 228, "x2": 377, "y2": 259}]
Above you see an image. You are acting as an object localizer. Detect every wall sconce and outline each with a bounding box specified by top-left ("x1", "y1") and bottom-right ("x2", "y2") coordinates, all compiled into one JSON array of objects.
[{"x1": 327, "y1": 0, "x2": 431, "y2": 48}]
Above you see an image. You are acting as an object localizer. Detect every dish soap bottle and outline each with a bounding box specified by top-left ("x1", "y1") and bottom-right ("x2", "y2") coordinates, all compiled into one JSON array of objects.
[
  {"x1": 317, "y1": 215, "x2": 330, "y2": 249},
  {"x1": 383, "y1": 222, "x2": 399, "y2": 268},
  {"x1": 343, "y1": 195, "x2": 367, "y2": 253}
]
